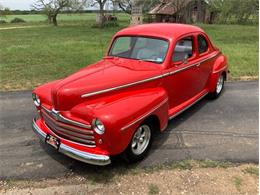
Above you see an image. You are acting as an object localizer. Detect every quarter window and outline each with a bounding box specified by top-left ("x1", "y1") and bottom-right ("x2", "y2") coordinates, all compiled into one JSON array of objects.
[
  {"x1": 198, "y1": 35, "x2": 208, "y2": 54},
  {"x1": 173, "y1": 36, "x2": 194, "y2": 62}
]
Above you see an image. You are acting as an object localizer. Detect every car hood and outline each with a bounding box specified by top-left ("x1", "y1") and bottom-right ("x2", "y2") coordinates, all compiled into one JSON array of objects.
[{"x1": 49, "y1": 58, "x2": 162, "y2": 110}]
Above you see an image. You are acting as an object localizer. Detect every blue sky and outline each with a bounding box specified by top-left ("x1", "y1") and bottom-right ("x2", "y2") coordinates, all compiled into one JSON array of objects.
[{"x1": 0, "y1": 0, "x2": 35, "y2": 10}]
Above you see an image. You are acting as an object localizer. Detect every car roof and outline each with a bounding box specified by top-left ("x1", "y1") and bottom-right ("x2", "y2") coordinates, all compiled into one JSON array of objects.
[{"x1": 115, "y1": 23, "x2": 204, "y2": 40}]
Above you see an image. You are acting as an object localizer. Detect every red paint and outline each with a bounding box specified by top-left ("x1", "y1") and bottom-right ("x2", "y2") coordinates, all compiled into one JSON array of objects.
[{"x1": 33, "y1": 24, "x2": 228, "y2": 159}]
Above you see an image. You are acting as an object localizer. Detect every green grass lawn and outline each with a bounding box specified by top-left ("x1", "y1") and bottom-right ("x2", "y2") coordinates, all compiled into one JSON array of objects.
[
  {"x1": 0, "y1": 14, "x2": 258, "y2": 90},
  {"x1": 199, "y1": 24, "x2": 258, "y2": 78}
]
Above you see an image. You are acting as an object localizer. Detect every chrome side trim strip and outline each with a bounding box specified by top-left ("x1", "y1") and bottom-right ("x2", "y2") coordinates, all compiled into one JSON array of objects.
[
  {"x1": 42, "y1": 105, "x2": 92, "y2": 129},
  {"x1": 165, "y1": 52, "x2": 220, "y2": 76},
  {"x1": 212, "y1": 65, "x2": 227, "y2": 74},
  {"x1": 81, "y1": 74, "x2": 163, "y2": 98},
  {"x1": 168, "y1": 62, "x2": 199, "y2": 75},
  {"x1": 81, "y1": 52, "x2": 220, "y2": 98},
  {"x1": 32, "y1": 119, "x2": 110, "y2": 166},
  {"x1": 121, "y1": 98, "x2": 168, "y2": 131},
  {"x1": 169, "y1": 92, "x2": 208, "y2": 120}
]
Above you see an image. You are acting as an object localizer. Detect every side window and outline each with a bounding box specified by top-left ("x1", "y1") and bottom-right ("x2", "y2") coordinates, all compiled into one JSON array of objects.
[
  {"x1": 198, "y1": 35, "x2": 209, "y2": 54},
  {"x1": 173, "y1": 36, "x2": 193, "y2": 62},
  {"x1": 110, "y1": 37, "x2": 131, "y2": 55}
]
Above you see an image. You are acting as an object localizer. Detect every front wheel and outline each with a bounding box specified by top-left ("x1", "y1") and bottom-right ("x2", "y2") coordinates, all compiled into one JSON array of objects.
[
  {"x1": 124, "y1": 122, "x2": 153, "y2": 163},
  {"x1": 208, "y1": 73, "x2": 225, "y2": 99}
]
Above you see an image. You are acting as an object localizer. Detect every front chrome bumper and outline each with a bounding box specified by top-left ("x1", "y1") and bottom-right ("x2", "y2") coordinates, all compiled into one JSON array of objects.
[{"x1": 32, "y1": 118, "x2": 111, "y2": 166}]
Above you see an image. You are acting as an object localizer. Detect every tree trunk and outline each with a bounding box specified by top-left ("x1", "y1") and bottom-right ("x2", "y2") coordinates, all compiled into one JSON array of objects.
[
  {"x1": 98, "y1": 4, "x2": 105, "y2": 27},
  {"x1": 53, "y1": 14, "x2": 58, "y2": 26},
  {"x1": 97, "y1": 0, "x2": 108, "y2": 27},
  {"x1": 197, "y1": 0, "x2": 202, "y2": 22},
  {"x1": 47, "y1": 15, "x2": 52, "y2": 24}
]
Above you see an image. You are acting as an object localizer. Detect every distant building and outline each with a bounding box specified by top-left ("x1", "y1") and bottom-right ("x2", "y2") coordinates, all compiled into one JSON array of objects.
[
  {"x1": 148, "y1": 0, "x2": 217, "y2": 24},
  {"x1": 131, "y1": 4, "x2": 143, "y2": 26}
]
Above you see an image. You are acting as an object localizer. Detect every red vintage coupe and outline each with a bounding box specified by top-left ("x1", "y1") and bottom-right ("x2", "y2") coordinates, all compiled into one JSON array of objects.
[{"x1": 32, "y1": 24, "x2": 228, "y2": 165}]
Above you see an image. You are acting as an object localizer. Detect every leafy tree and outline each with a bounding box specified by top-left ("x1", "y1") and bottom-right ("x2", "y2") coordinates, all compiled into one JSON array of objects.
[
  {"x1": 0, "y1": 4, "x2": 5, "y2": 19},
  {"x1": 208, "y1": 0, "x2": 258, "y2": 24},
  {"x1": 113, "y1": 0, "x2": 159, "y2": 15},
  {"x1": 33, "y1": 0, "x2": 86, "y2": 26},
  {"x1": 232, "y1": 0, "x2": 258, "y2": 23},
  {"x1": 0, "y1": 5, "x2": 11, "y2": 19},
  {"x1": 170, "y1": 0, "x2": 189, "y2": 22},
  {"x1": 113, "y1": 0, "x2": 132, "y2": 14},
  {"x1": 87, "y1": 0, "x2": 108, "y2": 26}
]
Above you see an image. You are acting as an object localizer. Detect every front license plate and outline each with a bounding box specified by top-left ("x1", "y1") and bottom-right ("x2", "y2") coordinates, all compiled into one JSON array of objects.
[{"x1": 45, "y1": 134, "x2": 60, "y2": 150}]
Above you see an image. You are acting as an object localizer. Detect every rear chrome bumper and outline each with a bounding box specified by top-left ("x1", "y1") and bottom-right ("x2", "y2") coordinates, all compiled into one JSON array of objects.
[{"x1": 32, "y1": 118, "x2": 111, "y2": 166}]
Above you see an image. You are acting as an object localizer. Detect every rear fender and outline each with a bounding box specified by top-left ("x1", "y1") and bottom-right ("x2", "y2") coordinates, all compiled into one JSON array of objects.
[{"x1": 208, "y1": 54, "x2": 228, "y2": 92}]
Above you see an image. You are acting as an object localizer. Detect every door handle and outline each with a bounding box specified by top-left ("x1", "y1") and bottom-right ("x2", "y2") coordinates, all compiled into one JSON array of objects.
[{"x1": 196, "y1": 63, "x2": 200, "y2": 67}]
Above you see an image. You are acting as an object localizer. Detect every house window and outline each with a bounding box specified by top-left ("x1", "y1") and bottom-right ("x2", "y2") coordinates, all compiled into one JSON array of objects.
[
  {"x1": 198, "y1": 35, "x2": 209, "y2": 54},
  {"x1": 173, "y1": 36, "x2": 194, "y2": 62}
]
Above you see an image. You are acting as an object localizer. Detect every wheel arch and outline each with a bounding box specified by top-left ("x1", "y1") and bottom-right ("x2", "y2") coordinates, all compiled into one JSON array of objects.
[
  {"x1": 208, "y1": 54, "x2": 228, "y2": 92},
  {"x1": 142, "y1": 114, "x2": 161, "y2": 133},
  {"x1": 92, "y1": 88, "x2": 169, "y2": 155},
  {"x1": 222, "y1": 70, "x2": 227, "y2": 81}
]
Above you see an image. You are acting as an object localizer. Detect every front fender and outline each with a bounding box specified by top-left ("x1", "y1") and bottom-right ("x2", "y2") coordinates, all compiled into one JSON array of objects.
[
  {"x1": 92, "y1": 87, "x2": 169, "y2": 155},
  {"x1": 208, "y1": 54, "x2": 228, "y2": 92},
  {"x1": 33, "y1": 80, "x2": 61, "y2": 107}
]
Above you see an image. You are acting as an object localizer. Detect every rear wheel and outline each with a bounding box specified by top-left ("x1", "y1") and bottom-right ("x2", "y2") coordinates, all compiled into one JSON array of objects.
[
  {"x1": 208, "y1": 73, "x2": 225, "y2": 99},
  {"x1": 124, "y1": 122, "x2": 154, "y2": 163}
]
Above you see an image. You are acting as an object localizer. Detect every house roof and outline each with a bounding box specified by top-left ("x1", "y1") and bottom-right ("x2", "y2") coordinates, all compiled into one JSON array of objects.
[
  {"x1": 114, "y1": 23, "x2": 204, "y2": 40},
  {"x1": 149, "y1": 0, "x2": 193, "y2": 15}
]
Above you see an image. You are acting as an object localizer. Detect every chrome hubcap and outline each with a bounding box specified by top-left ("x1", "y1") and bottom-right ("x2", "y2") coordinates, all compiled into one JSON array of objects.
[
  {"x1": 216, "y1": 75, "x2": 224, "y2": 94},
  {"x1": 131, "y1": 125, "x2": 151, "y2": 155}
]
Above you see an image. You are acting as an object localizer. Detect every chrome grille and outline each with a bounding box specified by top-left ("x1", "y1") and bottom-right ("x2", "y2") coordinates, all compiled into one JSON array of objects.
[{"x1": 41, "y1": 107, "x2": 96, "y2": 147}]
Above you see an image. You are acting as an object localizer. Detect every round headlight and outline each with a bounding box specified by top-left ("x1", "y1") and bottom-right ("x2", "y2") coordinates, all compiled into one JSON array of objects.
[
  {"x1": 32, "y1": 93, "x2": 40, "y2": 107},
  {"x1": 92, "y1": 118, "x2": 105, "y2": 135}
]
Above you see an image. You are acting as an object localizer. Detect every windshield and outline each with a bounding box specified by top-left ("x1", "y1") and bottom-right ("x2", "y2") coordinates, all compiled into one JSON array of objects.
[{"x1": 109, "y1": 36, "x2": 169, "y2": 63}]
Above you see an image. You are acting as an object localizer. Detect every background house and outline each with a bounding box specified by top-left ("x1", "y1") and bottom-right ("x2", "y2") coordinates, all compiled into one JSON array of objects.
[{"x1": 148, "y1": 0, "x2": 218, "y2": 24}]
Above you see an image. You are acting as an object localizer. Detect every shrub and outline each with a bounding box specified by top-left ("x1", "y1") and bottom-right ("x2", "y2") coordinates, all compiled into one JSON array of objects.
[
  {"x1": 92, "y1": 21, "x2": 119, "y2": 28},
  {"x1": 0, "y1": 20, "x2": 7, "y2": 24},
  {"x1": 103, "y1": 21, "x2": 119, "y2": 28},
  {"x1": 143, "y1": 14, "x2": 153, "y2": 23},
  {"x1": 10, "y1": 17, "x2": 26, "y2": 23}
]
